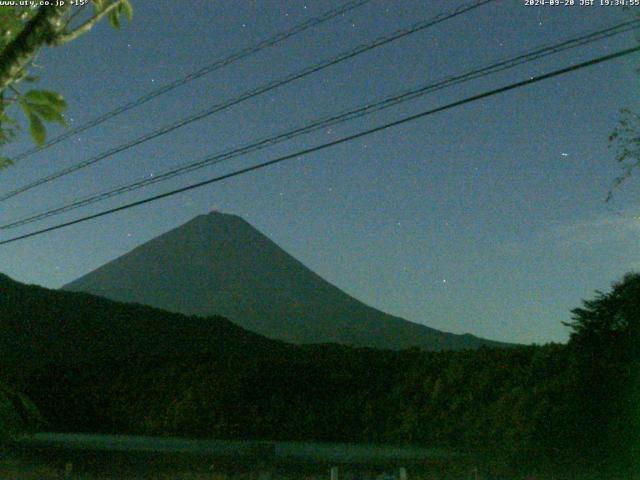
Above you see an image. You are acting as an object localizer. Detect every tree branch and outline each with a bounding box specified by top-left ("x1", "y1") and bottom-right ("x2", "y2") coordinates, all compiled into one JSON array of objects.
[
  {"x1": 52, "y1": 0, "x2": 124, "y2": 46},
  {"x1": 0, "y1": 5, "x2": 71, "y2": 94}
]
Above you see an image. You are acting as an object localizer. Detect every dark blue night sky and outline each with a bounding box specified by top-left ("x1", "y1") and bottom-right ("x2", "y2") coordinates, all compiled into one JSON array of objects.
[{"x1": 1, "y1": 0, "x2": 638, "y2": 344}]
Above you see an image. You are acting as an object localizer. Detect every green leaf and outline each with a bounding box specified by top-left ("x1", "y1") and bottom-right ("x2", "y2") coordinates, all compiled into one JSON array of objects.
[
  {"x1": 28, "y1": 103, "x2": 66, "y2": 125},
  {"x1": 0, "y1": 7, "x2": 29, "y2": 50},
  {"x1": 24, "y1": 90, "x2": 67, "y2": 111},
  {"x1": 108, "y1": 8, "x2": 120, "y2": 29},
  {"x1": 0, "y1": 112, "x2": 17, "y2": 127},
  {"x1": 0, "y1": 111, "x2": 19, "y2": 145},
  {"x1": 26, "y1": 110, "x2": 46, "y2": 146},
  {"x1": 93, "y1": 0, "x2": 108, "y2": 14},
  {"x1": 18, "y1": 97, "x2": 32, "y2": 115},
  {"x1": 0, "y1": 156, "x2": 14, "y2": 170},
  {"x1": 120, "y1": 0, "x2": 133, "y2": 21}
]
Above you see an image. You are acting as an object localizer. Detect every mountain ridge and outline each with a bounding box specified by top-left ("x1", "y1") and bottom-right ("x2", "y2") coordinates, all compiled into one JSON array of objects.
[
  {"x1": 0, "y1": 271, "x2": 284, "y2": 373},
  {"x1": 64, "y1": 211, "x2": 509, "y2": 350}
]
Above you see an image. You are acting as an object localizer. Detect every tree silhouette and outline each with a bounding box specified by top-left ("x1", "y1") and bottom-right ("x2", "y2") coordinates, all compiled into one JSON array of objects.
[{"x1": 564, "y1": 273, "x2": 640, "y2": 474}]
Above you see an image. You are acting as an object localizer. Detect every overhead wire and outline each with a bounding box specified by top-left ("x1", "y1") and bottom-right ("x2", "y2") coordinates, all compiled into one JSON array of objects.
[
  {"x1": 2, "y1": 19, "x2": 638, "y2": 229},
  {"x1": 8, "y1": 0, "x2": 376, "y2": 162},
  {"x1": 0, "y1": 0, "x2": 495, "y2": 202},
  {"x1": 1, "y1": 44, "x2": 637, "y2": 246}
]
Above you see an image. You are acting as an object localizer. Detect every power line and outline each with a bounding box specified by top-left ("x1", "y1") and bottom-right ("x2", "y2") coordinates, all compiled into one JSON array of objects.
[
  {"x1": 0, "y1": 0, "x2": 494, "y2": 202},
  {"x1": 2, "y1": 44, "x2": 637, "y2": 246},
  {"x1": 3, "y1": 19, "x2": 637, "y2": 230},
  {"x1": 8, "y1": 0, "x2": 375, "y2": 162}
]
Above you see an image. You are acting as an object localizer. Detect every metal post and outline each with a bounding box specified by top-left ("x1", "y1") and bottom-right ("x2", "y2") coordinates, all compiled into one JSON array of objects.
[
  {"x1": 330, "y1": 466, "x2": 339, "y2": 480},
  {"x1": 64, "y1": 461, "x2": 73, "y2": 480}
]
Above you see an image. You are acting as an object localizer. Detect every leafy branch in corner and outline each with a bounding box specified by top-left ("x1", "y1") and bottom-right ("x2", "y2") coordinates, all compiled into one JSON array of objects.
[{"x1": 0, "y1": 1, "x2": 133, "y2": 169}]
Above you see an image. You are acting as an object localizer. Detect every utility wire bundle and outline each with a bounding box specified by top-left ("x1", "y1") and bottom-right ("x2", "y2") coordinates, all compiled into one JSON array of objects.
[
  {"x1": 1, "y1": 0, "x2": 637, "y2": 245},
  {"x1": 0, "y1": 0, "x2": 494, "y2": 201}
]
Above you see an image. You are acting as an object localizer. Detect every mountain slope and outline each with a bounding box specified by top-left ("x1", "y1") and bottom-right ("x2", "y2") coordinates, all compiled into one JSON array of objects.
[
  {"x1": 0, "y1": 273, "x2": 281, "y2": 372},
  {"x1": 64, "y1": 211, "x2": 504, "y2": 350}
]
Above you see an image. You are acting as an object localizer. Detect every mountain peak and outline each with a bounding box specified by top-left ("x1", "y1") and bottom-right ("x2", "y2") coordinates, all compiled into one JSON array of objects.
[
  {"x1": 64, "y1": 213, "x2": 507, "y2": 350},
  {"x1": 205, "y1": 209, "x2": 237, "y2": 219},
  {"x1": 186, "y1": 210, "x2": 251, "y2": 229}
]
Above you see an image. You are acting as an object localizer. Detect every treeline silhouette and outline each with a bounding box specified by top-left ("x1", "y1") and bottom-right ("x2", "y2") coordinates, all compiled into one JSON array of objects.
[{"x1": 0, "y1": 273, "x2": 637, "y2": 477}]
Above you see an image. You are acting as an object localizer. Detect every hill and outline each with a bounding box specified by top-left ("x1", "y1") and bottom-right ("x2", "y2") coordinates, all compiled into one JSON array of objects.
[
  {"x1": 0, "y1": 272, "x2": 281, "y2": 373},
  {"x1": 64, "y1": 211, "x2": 505, "y2": 350},
  {"x1": 0, "y1": 272, "x2": 635, "y2": 477}
]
